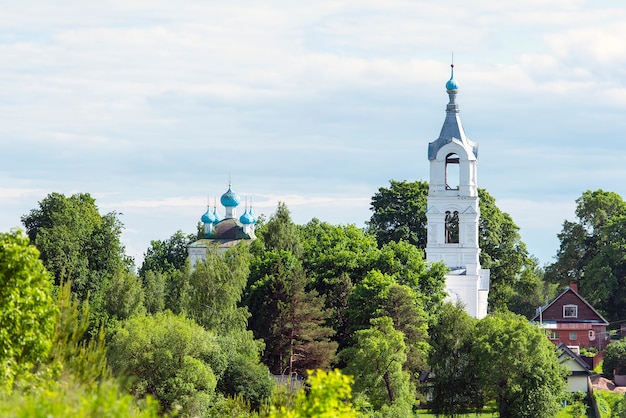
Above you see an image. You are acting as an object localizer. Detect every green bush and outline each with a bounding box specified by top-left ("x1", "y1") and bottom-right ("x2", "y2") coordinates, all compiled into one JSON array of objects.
[
  {"x1": 603, "y1": 341, "x2": 626, "y2": 379},
  {"x1": 108, "y1": 312, "x2": 221, "y2": 416},
  {"x1": 0, "y1": 377, "x2": 160, "y2": 418}
]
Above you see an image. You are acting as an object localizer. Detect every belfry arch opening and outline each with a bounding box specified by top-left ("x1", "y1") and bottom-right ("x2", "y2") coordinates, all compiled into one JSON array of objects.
[
  {"x1": 445, "y1": 153, "x2": 460, "y2": 190},
  {"x1": 445, "y1": 210, "x2": 459, "y2": 244}
]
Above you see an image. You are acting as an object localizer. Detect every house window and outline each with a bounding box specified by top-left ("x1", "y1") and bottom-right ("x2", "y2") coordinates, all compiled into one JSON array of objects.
[
  {"x1": 563, "y1": 305, "x2": 578, "y2": 318},
  {"x1": 589, "y1": 330, "x2": 595, "y2": 339},
  {"x1": 569, "y1": 332, "x2": 577, "y2": 341},
  {"x1": 549, "y1": 331, "x2": 560, "y2": 340},
  {"x1": 445, "y1": 211, "x2": 459, "y2": 244}
]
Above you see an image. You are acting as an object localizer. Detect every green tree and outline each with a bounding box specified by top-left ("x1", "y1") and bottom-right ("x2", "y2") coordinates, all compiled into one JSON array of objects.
[
  {"x1": 0, "y1": 230, "x2": 57, "y2": 390},
  {"x1": 216, "y1": 344, "x2": 273, "y2": 411},
  {"x1": 342, "y1": 316, "x2": 415, "y2": 416},
  {"x1": 49, "y1": 280, "x2": 108, "y2": 387},
  {"x1": 508, "y1": 260, "x2": 559, "y2": 319},
  {"x1": 300, "y1": 219, "x2": 379, "y2": 286},
  {"x1": 546, "y1": 190, "x2": 626, "y2": 321},
  {"x1": 368, "y1": 180, "x2": 429, "y2": 248},
  {"x1": 477, "y1": 189, "x2": 537, "y2": 311},
  {"x1": 186, "y1": 244, "x2": 251, "y2": 334},
  {"x1": 108, "y1": 311, "x2": 222, "y2": 416},
  {"x1": 602, "y1": 340, "x2": 626, "y2": 380},
  {"x1": 428, "y1": 302, "x2": 482, "y2": 416},
  {"x1": 261, "y1": 202, "x2": 303, "y2": 257},
  {"x1": 473, "y1": 312, "x2": 566, "y2": 418},
  {"x1": 184, "y1": 244, "x2": 273, "y2": 408},
  {"x1": 139, "y1": 230, "x2": 196, "y2": 277},
  {"x1": 376, "y1": 239, "x2": 447, "y2": 311},
  {"x1": 164, "y1": 263, "x2": 191, "y2": 314},
  {"x1": 546, "y1": 189, "x2": 626, "y2": 286},
  {"x1": 299, "y1": 219, "x2": 380, "y2": 348},
  {"x1": 345, "y1": 269, "x2": 430, "y2": 386},
  {"x1": 21, "y1": 192, "x2": 126, "y2": 301},
  {"x1": 103, "y1": 269, "x2": 145, "y2": 321},
  {"x1": 269, "y1": 369, "x2": 358, "y2": 418},
  {"x1": 247, "y1": 250, "x2": 337, "y2": 376},
  {"x1": 0, "y1": 377, "x2": 160, "y2": 418},
  {"x1": 379, "y1": 283, "x2": 430, "y2": 389},
  {"x1": 142, "y1": 270, "x2": 165, "y2": 314},
  {"x1": 345, "y1": 270, "x2": 396, "y2": 337}
]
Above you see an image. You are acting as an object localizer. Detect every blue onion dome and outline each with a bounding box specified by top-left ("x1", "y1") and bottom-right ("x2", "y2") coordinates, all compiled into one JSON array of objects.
[
  {"x1": 201, "y1": 207, "x2": 216, "y2": 224},
  {"x1": 212, "y1": 206, "x2": 222, "y2": 222},
  {"x1": 240, "y1": 209, "x2": 255, "y2": 225},
  {"x1": 220, "y1": 185, "x2": 241, "y2": 207},
  {"x1": 248, "y1": 206, "x2": 257, "y2": 223},
  {"x1": 446, "y1": 64, "x2": 458, "y2": 92}
]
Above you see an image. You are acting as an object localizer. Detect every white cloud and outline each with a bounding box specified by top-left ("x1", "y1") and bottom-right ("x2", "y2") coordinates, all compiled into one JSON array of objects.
[{"x1": 0, "y1": 188, "x2": 42, "y2": 201}]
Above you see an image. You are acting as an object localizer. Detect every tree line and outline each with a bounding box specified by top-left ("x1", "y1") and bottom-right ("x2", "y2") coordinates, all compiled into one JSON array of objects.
[{"x1": 0, "y1": 182, "x2": 622, "y2": 416}]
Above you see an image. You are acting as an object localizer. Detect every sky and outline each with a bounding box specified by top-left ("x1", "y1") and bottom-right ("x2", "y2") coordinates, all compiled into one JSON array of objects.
[{"x1": 2, "y1": 0, "x2": 626, "y2": 267}]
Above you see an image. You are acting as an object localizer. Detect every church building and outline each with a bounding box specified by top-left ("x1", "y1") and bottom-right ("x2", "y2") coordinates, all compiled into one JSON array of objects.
[
  {"x1": 425, "y1": 65, "x2": 490, "y2": 318},
  {"x1": 187, "y1": 182, "x2": 257, "y2": 265}
]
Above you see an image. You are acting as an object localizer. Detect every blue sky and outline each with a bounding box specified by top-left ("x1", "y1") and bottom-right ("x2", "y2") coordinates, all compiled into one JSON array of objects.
[{"x1": 2, "y1": 1, "x2": 626, "y2": 266}]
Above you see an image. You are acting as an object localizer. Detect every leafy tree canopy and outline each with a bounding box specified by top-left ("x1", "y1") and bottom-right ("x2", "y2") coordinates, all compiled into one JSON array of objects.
[
  {"x1": 269, "y1": 369, "x2": 358, "y2": 418},
  {"x1": 602, "y1": 340, "x2": 626, "y2": 379},
  {"x1": 342, "y1": 316, "x2": 415, "y2": 415},
  {"x1": 186, "y1": 243, "x2": 251, "y2": 334},
  {"x1": 108, "y1": 311, "x2": 222, "y2": 416},
  {"x1": 21, "y1": 192, "x2": 126, "y2": 301},
  {"x1": 0, "y1": 230, "x2": 57, "y2": 390},
  {"x1": 257, "y1": 202, "x2": 303, "y2": 257},
  {"x1": 139, "y1": 230, "x2": 196, "y2": 277},
  {"x1": 473, "y1": 311, "x2": 566, "y2": 418},
  {"x1": 299, "y1": 219, "x2": 379, "y2": 286},
  {"x1": 428, "y1": 302, "x2": 482, "y2": 416},
  {"x1": 368, "y1": 180, "x2": 429, "y2": 248},
  {"x1": 546, "y1": 190, "x2": 626, "y2": 321}
]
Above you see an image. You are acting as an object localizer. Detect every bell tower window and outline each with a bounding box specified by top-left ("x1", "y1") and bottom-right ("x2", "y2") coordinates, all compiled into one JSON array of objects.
[
  {"x1": 445, "y1": 153, "x2": 460, "y2": 190},
  {"x1": 445, "y1": 210, "x2": 459, "y2": 243}
]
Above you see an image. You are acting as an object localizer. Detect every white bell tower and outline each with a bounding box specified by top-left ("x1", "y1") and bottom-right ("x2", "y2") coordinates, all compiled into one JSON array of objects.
[{"x1": 425, "y1": 64, "x2": 489, "y2": 319}]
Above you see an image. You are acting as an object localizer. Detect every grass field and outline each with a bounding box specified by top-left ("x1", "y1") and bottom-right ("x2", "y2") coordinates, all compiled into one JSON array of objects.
[{"x1": 415, "y1": 402, "x2": 592, "y2": 418}]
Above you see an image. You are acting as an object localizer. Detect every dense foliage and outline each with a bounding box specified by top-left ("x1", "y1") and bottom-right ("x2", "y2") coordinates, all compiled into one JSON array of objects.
[
  {"x1": 369, "y1": 180, "x2": 429, "y2": 248},
  {"x1": 473, "y1": 312, "x2": 566, "y2": 418},
  {"x1": 602, "y1": 340, "x2": 626, "y2": 379},
  {"x1": 428, "y1": 302, "x2": 482, "y2": 415},
  {"x1": 0, "y1": 187, "x2": 588, "y2": 417},
  {"x1": 0, "y1": 230, "x2": 57, "y2": 390},
  {"x1": 546, "y1": 189, "x2": 626, "y2": 321},
  {"x1": 268, "y1": 369, "x2": 358, "y2": 417},
  {"x1": 21, "y1": 192, "x2": 127, "y2": 302},
  {"x1": 108, "y1": 312, "x2": 221, "y2": 416}
]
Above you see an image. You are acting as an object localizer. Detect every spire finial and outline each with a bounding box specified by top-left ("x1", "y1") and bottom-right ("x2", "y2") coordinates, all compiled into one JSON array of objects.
[
  {"x1": 445, "y1": 54, "x2": 458, "y2": 92},
  {"x1": 450, "y1": 52, "x2": 454, "y2": 76}
]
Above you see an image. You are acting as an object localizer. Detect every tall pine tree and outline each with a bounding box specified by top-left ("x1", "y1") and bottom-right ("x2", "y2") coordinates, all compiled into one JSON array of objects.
[{"x1": 247, "y1": 250, "x2": 337, "y2": 376}]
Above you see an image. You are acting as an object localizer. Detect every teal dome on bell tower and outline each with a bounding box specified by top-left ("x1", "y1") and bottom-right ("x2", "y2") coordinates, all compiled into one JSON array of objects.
[{"x1": 446, "y1": 63, "x2": 458, "y2": 92}]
